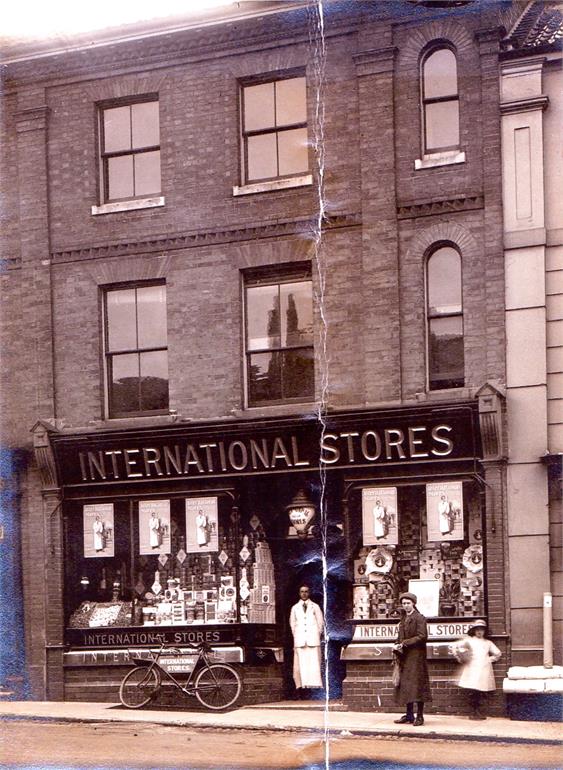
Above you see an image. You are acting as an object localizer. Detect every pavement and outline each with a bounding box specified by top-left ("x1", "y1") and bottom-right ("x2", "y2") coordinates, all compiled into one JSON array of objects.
[{"x1": 0, "y1": 700, "x2": 560, "y2": 745}]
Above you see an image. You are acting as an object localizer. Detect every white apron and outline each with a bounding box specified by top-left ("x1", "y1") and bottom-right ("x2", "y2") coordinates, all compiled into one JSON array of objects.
[{"x1": 293, "y1": 645, "x2": 322, "y2": 688}]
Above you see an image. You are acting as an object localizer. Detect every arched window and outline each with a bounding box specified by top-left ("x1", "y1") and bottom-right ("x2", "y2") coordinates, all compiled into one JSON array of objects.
[
  {"x1": 422, "y1": 47, "x2": 459, "y2": 153},
  {"x1": 426, "y1": 245, "x2": 464, "y2": 390}
]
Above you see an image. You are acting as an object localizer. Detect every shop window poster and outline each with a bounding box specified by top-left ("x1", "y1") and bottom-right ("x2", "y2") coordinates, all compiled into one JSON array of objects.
[
  {"x1": 83, "y1": 503, "x2": 114, "y2": 558},
  {"x1": 186, "y1": 496, "x2": 219, "y2": 553},
  {"x1": 362, "y1": 486, "x2": 399, "y2": 545},
  {"x1": 408, "y1": 578, "x2": 440, "y2": 618},
  {"x1": 139, "y1": 499, "x2": 171, "y2": 555},
  {"x1": 426, "y1": 481, "x2": 464, "y2": 541}
]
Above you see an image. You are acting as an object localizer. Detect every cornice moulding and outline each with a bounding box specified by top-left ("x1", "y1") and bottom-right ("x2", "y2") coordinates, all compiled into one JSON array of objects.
[
  {"x1": 50, "y1": 213, "x2": 362, "y2": 264},
  {"x1": 397, "y1": 195, "x2": 484, "y2": 219}
]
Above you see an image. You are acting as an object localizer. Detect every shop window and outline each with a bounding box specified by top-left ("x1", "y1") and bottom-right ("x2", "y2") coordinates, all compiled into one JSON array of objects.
[
  {"x1": 421, "y1": 47, "x2": 459, "y2": 153},
  {"x1": 65, "y1": 497, "x2": 276, "y2": 631},
  {"x1": 104, "y1": 283, "x2": 168, "y2": 417},
  {"x1": 240, "y1": 75, "x2": 308, "y2": 183},
  {"x1": 353, "y1": 481, "x2": 484, "y2": 621},
  {"x1": 426, "y1": 245, "x2": 464, "y2": 390},
  {"x1": 244, "y1": 271, "x2": 314, "y2": 406},
  {"x1": 99, "y1": 97, "x2": 161, "y2": 202}
]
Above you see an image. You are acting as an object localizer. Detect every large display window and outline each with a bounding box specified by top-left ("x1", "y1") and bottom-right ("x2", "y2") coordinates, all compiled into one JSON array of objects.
[
  {"x1": 64, "y1": 493, "x2": 276, "y2": 631},
  {"x1": 350, "y1": 479, "x2": 485, "y2": 620}
]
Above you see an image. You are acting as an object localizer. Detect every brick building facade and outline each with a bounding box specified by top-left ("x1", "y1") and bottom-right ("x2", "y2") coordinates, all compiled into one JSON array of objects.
[{"x1": 0, "y1": 0, "x2": 543, "y2": 715}]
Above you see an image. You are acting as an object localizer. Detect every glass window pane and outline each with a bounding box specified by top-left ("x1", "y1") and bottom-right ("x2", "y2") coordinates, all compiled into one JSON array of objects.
[
  {"x1": 139, "y1": 350, "x2": 169, "y2": 411},
  {"x1": 276, "y1": 77, "x2": 306, "y2": 126},
  {"x1": 280, "y1": 281, "x2": 313, "y2": 347},
  {"x1": 424, "y1": 49, "x2": 458, "y2": 99},
  {"x1": 110, "y1": 353, "x2": 140, "y2": 414},
  {"x1": 282, "y1": 348, "x2": 314, "y2": 400},
  {"x1": 134, "y1": 151, "x2": 161, "y2": 196},
  {"x1": 429, "y1": 316, "x2": 464, "y2": 390},
  {"x1": 246, "y1": 285, "x2": 280, "y2": 350},
  {"x1": 107, "y1": 289, "x2": 137, "y2": 351},
  {"x1": 131, "y1": 101, "x2": 159, "y2": 148},
  {"x1": 243, "y1": 82, "x2": 275, "y2": 132},
  {"x1": 248, "y1": 352, "x2": 282, "y2": 404},
  {"x1": 107, "y1": 155, "x2": 134, "y2": 200},
  {"x1": 246, "y1": 133, "x2": 278, "y2": 181},
  {"x1": 277, "y1": 128, "x2": 308, "y2": 177},
  {"x1": 103, "y1": 106, "x2": 131, "y2": 153},
  {"x1": 425, "y1": 100, "x2": 459, "y2": 151},
  {"x1": 427, "y1": 247, "x2": 462, "y2": 314},
  {"x1": 137, "y1": 284, "x2": 167, "y2": 349}
]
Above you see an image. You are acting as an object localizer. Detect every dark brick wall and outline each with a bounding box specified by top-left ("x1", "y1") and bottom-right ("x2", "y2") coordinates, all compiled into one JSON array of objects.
[
  {"x1": 342, "y1": 656, "x2": 507, "y2": 717},
  {"x1": 1, "y1": 3, "x2": 511, "y2": 706},
  {"x1": 64, "y1": 663, "x2": 283, "y2": 706}
]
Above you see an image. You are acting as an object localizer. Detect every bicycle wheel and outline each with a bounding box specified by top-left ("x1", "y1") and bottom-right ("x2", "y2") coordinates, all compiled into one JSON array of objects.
[
  {"x1": 119, "y1": 665, "x2": 161, "y2": 708},
  {"x1": 194, "y1": 663, "x2": 242, "y2": 710}
]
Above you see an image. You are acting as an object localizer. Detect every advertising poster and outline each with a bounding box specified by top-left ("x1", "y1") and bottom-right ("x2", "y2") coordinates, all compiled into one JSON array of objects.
[
  {"x1": 362, "y1": 486, "x2": 399, "y2": 545},
  {"x1": 139, "y1": 499, "x2": 171, "y2": 555},
  {"x1": 408, "y1": 578, "x2": 440, "y2": 618},
  {"x1": 83, "y1": 503, "x2": 114, "y2": 558},
  {"x1": 426, "y1": 481, "x2": 464, "y2": 542},
  {"x1": 186, "y1": 497, "x2": 219, "y2": 553}
]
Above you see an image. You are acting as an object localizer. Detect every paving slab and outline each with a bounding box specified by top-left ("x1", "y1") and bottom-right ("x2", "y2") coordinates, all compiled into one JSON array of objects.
[{"x1": 0, "y1": 701, "x2": 560, "y2": 745}]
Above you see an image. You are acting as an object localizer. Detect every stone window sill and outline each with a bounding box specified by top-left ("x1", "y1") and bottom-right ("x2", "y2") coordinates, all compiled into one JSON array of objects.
[
  {"x1": 415, "y1": 151, "x2": 466, "y2": 170},
  {"x1": 233, "y1": 174, "x2": 313, "y2": 196},
  {"x1": 91, "y1": 196, "x2": 165, "y2": 216}
]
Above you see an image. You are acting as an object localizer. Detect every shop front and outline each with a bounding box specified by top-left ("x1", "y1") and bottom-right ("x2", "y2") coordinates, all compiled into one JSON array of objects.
[{"x1": 34, "y1": 392, "x2": 507, "y2": 710}]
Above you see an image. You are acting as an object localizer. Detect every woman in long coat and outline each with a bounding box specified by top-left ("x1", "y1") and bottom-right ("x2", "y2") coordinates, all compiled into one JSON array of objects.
[{"x1": 392, "y1": 592, "x2": 432, "y2": 725}]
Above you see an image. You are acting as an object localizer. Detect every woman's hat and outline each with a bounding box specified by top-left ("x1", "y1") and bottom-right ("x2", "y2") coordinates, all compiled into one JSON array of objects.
[
  {"x1": 399, "y1": 592, "x2": 417, "y2": 604},
  {"x1": 468, "y1": 619, "x2": 487, "y2": 631}
]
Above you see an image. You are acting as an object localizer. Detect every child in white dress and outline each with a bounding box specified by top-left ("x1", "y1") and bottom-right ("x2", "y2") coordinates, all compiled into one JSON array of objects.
[{"x1": 453, "y1": 619, "x2": 502, "y2": 719}]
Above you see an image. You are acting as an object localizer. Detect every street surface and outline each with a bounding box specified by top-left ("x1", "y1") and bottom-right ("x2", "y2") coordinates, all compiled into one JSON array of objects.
[{"x1": 0, "y1": 720, "x2": 560, "y2": 770}]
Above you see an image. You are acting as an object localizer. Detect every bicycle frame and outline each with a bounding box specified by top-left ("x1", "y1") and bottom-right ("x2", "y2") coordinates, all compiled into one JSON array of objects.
[{"x1": 131, "y1": 642, "x2": 216, "y2": 698}]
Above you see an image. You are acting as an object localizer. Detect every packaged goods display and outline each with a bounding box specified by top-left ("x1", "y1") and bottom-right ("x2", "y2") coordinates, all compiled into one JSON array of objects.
[
  {"x1": 352, "y1": 483, "x2": 484, "y2": 620},
  {"x1": 66, "y1": 499, "x2": 277, "y2": 629}
]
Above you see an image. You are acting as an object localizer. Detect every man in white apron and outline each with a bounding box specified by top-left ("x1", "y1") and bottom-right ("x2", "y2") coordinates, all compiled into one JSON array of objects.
[{"x1": 289, "y1": 585, "x2": 324, "y2": 691}]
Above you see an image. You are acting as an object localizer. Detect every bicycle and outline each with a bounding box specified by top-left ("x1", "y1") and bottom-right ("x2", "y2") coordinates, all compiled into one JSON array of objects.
[{"x1": 119, "y1": 641, "x2": 242, "y2": 711}]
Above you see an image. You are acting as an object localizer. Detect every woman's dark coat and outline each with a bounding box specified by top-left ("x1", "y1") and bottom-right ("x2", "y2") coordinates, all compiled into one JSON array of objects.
[{"x1": 394, "y1": 608, "x2": 432, "y2": 704}]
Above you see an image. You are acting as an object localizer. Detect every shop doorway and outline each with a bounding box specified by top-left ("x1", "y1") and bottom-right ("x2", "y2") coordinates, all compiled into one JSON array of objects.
[{"x1": 281, "y1": 539, "x2": 327, "y2": 701}]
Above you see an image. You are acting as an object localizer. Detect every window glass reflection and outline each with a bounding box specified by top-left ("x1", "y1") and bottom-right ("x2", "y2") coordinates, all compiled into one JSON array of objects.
[
  {"x1": 425, "y1": 101, "x2": 459, "y2": 151},
  {"x1": 246, "y1": 278, "x2": 313, "y2": 405},
  {"x1": 424, "y1": 49, "x2": 457, "y2": 99},
  {"x1": 131, "y1": 101, "x2": 160, "y2": 148},
  {"x1": 104, "y1": 106, "x2": 131, "y2": 153},
  {"x1": 246, "y1": 285, "x2": 281, "y2": 350},
  {"x1": 276, "y1": 77, "x2": 306, "y2": 126},
  {"x1": 427, "y1": 247, "x2": 462, "y2": 313},
  {"x1": 280, "y1": 282, "x2": 313, "y2": 347},
  {"x1": 277, "y1": 128, "x2": 308, "y2": 177},
  {"x1": 107, "y1": 289, "x2": 137, "y2": 351},
  {"x1": 429, "y1": 316, "x2": 464, "y2": 390}
]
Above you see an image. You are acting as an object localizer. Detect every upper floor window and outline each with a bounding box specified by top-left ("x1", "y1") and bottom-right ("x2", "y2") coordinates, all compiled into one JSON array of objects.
[
  {"x1": 426, "y1": 245, "x2": 464, "y2": 390},
  {"x1": 240, "y1": 75, "x2": 308, "y2": 184},
  {"x1": 104, "y1": 283, "x2": 168, "y2": 417},
  {"x1": 421, "y1": 47, "x2": 459, "y2": 153},
  {"x1": 244, "y1": 270, "x2": 314, "y2": 406},
  {"x1": 99, "y1": 98, "x2": 161, "y2": 202}
]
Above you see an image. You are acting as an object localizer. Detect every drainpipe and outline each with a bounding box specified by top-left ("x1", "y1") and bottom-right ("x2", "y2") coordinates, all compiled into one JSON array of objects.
[{"x1": 543, "y1": 592, "x2": 553, "y2": 669}]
